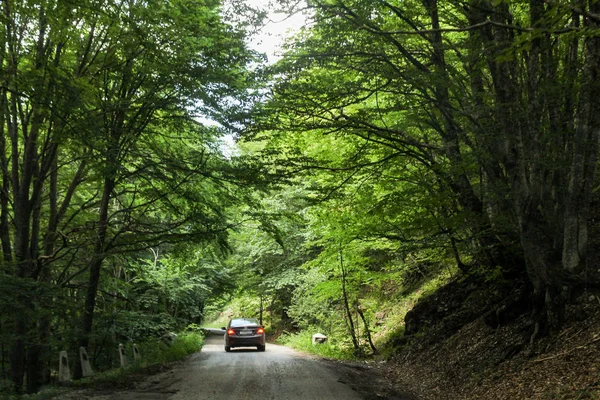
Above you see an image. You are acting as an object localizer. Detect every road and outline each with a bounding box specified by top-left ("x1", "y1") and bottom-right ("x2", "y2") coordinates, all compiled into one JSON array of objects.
[
  {"x1": 65, "y1": 333, "x2": 414, "y2": 400},
  {"x1": 171, "y1": 334, "x2": 363, "y2": 399}
]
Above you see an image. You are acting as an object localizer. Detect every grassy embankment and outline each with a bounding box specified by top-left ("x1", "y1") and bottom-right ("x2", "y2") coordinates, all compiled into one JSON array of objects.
[
  {"x1": 5, "y1": 331, "x2": 204, "y2": 400},
  {"x1": 206, "y1": 266, "x2": 456, "y2": 361}
]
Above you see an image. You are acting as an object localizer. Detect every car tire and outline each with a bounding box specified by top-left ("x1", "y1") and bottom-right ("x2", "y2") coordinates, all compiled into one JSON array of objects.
[
  {"x1": 257, "y1": 345, "x2": 265, "y2": 352},
  {"x1": 225, "y1": 346, "x2": 231, "y2": 352}
]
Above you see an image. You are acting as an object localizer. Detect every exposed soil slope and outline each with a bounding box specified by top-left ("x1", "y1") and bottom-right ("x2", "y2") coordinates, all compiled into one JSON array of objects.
[{"x1": 384, "y1": 289, "x2": 600, "y2": 399}]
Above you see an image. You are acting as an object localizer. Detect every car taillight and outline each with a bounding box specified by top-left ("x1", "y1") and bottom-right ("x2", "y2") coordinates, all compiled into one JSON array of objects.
[
  {"x1": 227, "y1": 329, "x2": 235, "y2": 335},
  {"x1": 257, "y1": 327, "x2": 264, "y2": 334}
]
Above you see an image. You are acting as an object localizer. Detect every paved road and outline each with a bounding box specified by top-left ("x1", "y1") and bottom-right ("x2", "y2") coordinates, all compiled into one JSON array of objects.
[
  {"x1": 65, "y1": 332, "x2": 416, "y2": 400},
  {"x1": 73, "y1": 334, "x2": 370, "y2": 400},
  {"x1": 167, "y1": 334, "x2": 364, "y2": 399}
]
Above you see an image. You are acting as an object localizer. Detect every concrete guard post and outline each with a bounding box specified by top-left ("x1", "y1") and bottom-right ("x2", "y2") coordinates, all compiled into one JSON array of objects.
[
  {"x1": 133, "y1": 343, "x2": 141, "y2": 362},
  {"x1": 312, "y1": 333, "x2": 328, "y2": 345},
  {"x1": 58, "y1": 351, "x2": 71, "y2": 383},
  {"x1": 161, "y1": 332, "x2": 178, "y2": 346},
  {"x1": 118, "y1": 343, "x2": 127, "y2": 367},
  {"x1": 79, "y1": 346, "x2": 94, "y2": 377}
]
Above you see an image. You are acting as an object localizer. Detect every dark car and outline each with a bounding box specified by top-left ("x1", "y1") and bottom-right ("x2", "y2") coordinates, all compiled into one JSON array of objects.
[{"x1": 223, "y1": 318, "x2": 266, "y2": 352}]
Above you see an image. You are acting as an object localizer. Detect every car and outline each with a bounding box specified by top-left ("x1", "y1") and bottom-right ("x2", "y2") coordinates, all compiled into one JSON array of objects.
[{"x1": 222, "y1": 318, "x2": 266, "y2": 352}]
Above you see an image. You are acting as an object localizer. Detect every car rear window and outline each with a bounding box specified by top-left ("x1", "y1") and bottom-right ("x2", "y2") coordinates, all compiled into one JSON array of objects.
[{"x1": 230, "y1": 318, "x2": 260, "y2": 327}]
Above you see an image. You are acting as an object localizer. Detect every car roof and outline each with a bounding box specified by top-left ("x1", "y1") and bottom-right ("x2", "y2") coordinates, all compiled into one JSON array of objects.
[{"x1": 229, "y1": 318, "x2": 260, "y2": 327}]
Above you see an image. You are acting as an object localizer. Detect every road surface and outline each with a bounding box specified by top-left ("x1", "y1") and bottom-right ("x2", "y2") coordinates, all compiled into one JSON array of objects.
[
  {"x1": 172, "y1": 334, "x2": 363, "y2": 399},
  {"x1": 64, "y1": 332, "x2": 414, "y2": 399}
]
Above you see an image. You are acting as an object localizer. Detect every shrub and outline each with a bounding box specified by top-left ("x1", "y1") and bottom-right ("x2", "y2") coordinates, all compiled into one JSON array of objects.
[
  {"x1": 277, "y1": 330, "x2": 356, "y2": 360},
  {"x1": 67, "y1": 330, "x2": 204, "y2": 392},
  {"x1": 132, "y1": 331, "x2": 204, "y2": 366}
]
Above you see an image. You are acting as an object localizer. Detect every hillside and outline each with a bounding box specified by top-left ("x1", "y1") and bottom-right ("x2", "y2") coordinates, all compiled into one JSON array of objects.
[{"x1": 377, "y1": 283, "x2": 600, "y2": 399}]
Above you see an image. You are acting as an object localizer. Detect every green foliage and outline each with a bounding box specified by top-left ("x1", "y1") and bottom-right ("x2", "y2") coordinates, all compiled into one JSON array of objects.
[
  {"x1": 131, "y1": 332, "x2": 204, "y2": 366},
  {"x1": 276, "y1": 330, "x2": 356, "y2": 360},
  {"x1": 112, "y1": 312, "x2": 178, "y2": 342},
  {"x1": 75, "y1": 245, "x2": 234, "y2": 373},
  {"x1": 5, "y1": 0, "x2": 595, "y2": 392},
  {"x1": 286, "y1": 269, "x2": 344, "y2": 334},
  {"x1": 254, "y1": 0, "x2": 600, "y2": 337},
  {"x1": 0, "y1": 331, "x2": 203, "y2": 399},
  {"x1": 0, "y1": 0, "x2": 260, "y2": 391},
  {"x1": 228, "y1": 0, "x2": 600, "y2": 360},
  {"x1": 219, "y1": 295, "x2": 262, "y2": 320},
  {"x1": 67, "y1": 332, "x2": 203, "y2": 391},
  {"x1": 380, "y1": 326, "x2": 407, "y2": 359}
]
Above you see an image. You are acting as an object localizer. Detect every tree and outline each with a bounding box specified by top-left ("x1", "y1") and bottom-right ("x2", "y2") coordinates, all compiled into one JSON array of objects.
[
  {"x1": 0, "y1": 0, "x2": 256, "y2": 392},
  {"x1": 251, "y1": 0, "x2": 600, "y2": 333},
  {"x1": 224, "y1": 184, "x2": 317, "y2": 327}
]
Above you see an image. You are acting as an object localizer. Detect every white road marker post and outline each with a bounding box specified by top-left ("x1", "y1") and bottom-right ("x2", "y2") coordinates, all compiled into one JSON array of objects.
[
  {"x1": 79, "y1": 346, "x2": 94, "y2": 377},
  {"x1": 118, "y1": 343, "x2": 127, "y2": 367},
  {"x1": 133, "y1": 343, "x2": 141, "y2": 362},
  {"x1": 58, "y1": 351, "x2": 71, "y2": 383}
]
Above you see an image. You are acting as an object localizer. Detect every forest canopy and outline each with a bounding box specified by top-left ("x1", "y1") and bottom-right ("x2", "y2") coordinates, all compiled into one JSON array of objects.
[
  {"x1": 0, "y1": 0, "x2": 258, "y2": 393},
  {"x1": 2, "y1": 0, "x2": 600, "y2": 395},
  {"x1": 248, "y1": 0, "x2": 600, "y2": 334}
]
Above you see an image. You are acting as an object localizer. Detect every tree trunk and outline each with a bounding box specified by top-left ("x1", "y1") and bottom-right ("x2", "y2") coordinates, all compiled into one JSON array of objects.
[
  {"x1": 259, "y1": 295, "x2": 264, "y2": 326},
  {"x1": 426, "y1": 0, "x2": 517, "y2": 271},
  {"x1": 75, "y1": 175, "x2": 115, "y2": 379},
  {"x1": 562, "y1": 0, "x2": 600, "y2": 275},
  {"x1": 0, "y1": 89, "x2": 11, "y2": 265},
  {"x1": 339, "y1": 247, "x2": 360, "y2": 353},
  {"x1": 26, "y1": 151, "x2": 60, "y2": 393},
  {"x1": 519, "y1": 207, "x2": 567, "y2": 333},
  {"x1": 10, "y1": 318, "x2": 26, "y2": 393},
  {"x1": 356, "y1": 304, "x2": 377, "y2": 355}
]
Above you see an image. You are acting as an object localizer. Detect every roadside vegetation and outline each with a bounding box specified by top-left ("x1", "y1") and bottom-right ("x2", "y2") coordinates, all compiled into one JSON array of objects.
[
  {"x1": 276, "y1": 331, "x2": 357, "y2": 360},
  {"x1": 0, "y1": 0, "x2": 257, "y2": 395},
  {"x1": 2, "y1": 330, "x2": 203, "y2": 400},
  {"x1": 71, "y1": 330, "x2": 204, "y2": 387}
]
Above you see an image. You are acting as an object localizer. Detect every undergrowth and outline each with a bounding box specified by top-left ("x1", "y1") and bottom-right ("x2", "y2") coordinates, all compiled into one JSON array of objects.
[
  {"x1": 276, "y1": 330, "x2": 356, "y2": 360},
  {"x1": 4, "y1": 330, "x2": 204, "y2": 400},
  {"x1": 74, "y1": 331, "x2": 204, "y2": 387},
  {"x1": 376, "y1": 267, "x2": 457, "y2": 352},
  {"x1": 131, "y1": 330, "x2": 204, "y2": 365},
  {"x1": 203, "y1": 295, "x2": 264, "y2": 330}
]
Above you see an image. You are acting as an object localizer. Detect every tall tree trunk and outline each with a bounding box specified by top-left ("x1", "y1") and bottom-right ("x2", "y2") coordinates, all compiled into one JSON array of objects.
[
  {"x1": 356, "y1": 303, "x2": 377, "y2": 355},
  {"x1": 26, "y1": 148, "x2": 60, "y2": 392},
  {"x1": 5, "y1": 5, "x2": 54, "y2": 390},
  {"x1": 339, "y1": 246, "x2": 360, "y2": 353},
  {"x1": 259, "y1": 295, "x2": 264, "y2": 326},
  {"x1": 562, "y1": 0, "x2": 600, "y2": 275},
  {"x1": 0, "y1": 89, "x2": 11, "y2": 265},
  {"x1": 426, "y1": 0, "x2": 516, "y2": 271},
  {"x1": 75, "y1": 175, "x2": 115, "y2": 379}
]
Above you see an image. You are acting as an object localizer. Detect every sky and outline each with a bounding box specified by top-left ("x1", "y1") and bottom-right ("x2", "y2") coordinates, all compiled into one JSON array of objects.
[
  {"x1": 216, "y1": 0, "x2": 307, "y2": 157},
  {"x1": 244, "y1": 0, "x2": 307, "y2": 63}
]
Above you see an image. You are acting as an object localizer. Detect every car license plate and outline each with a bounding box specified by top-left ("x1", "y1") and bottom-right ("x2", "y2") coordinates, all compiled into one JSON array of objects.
[{"x1": 239, "y1": 330, "x2": 252, "y2": 335}]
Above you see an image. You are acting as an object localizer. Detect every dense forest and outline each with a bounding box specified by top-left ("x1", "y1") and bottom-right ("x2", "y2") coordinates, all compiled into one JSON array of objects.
[{"x1": 1, "y1": 0, "x2": 599, "y2": 395}]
